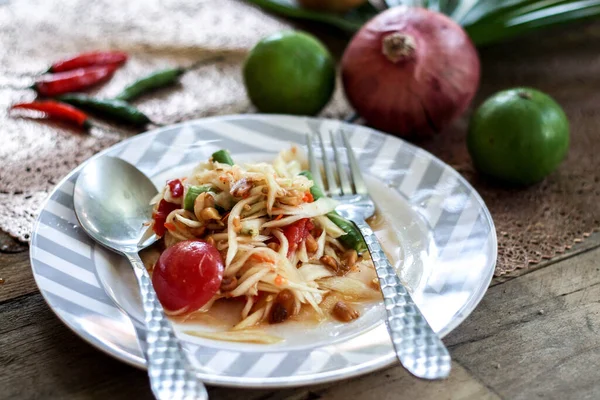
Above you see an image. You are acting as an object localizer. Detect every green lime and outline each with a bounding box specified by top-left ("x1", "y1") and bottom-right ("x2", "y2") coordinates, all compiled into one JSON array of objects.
[
  {"x1": 467, "y1": 88, "x2": 569, "y2": 186},
  {"x1": 243, "y1": 31, "x2": 336, "y2": 116}
]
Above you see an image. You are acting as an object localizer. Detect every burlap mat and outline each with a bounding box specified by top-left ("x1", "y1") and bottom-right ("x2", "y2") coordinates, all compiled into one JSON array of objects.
[{"x1": 1, "y1": 0, "x2": 599, "y2": 276}]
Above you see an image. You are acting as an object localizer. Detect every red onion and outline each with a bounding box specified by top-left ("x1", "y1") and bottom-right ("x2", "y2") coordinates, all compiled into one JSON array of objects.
[{"x1": 341, "y1": 6, "x2": 480, "y2": 138}]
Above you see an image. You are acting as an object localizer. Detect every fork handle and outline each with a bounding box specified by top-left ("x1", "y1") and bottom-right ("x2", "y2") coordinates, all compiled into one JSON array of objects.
[
  {"x1": 352, "y1": 220, "x2": 452, "y2": 380},
  {"x1": 126, "y1": 253, "x2": 208, "y2": 400}
]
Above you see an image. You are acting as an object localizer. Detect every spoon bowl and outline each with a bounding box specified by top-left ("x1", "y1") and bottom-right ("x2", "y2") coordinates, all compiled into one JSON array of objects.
[{"x1": 74, "y1": 156, "x2": 158, "y2": 254}]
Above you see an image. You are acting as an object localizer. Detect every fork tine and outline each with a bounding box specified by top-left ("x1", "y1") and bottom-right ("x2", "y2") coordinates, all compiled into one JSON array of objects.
[
  {"x1": 341, "y1": 130, "x2": 367, "y2": 194},
  {"x1": 330, "y1": 130, "x2": 353, "y2": 196},
  {"x1": 306, "y1": 133, "x2": 325, "y2": 191},
  {"x1": 318, "y1": 130, "x2": 339, "y2": 196}
]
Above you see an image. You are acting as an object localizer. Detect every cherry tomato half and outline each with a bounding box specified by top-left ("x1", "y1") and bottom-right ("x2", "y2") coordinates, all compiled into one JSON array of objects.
[{"x1": 152, "y1": 240, "x2": 224, "y2": 313}]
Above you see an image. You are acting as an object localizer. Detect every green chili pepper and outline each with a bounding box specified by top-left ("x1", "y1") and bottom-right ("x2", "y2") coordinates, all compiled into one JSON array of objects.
[
  {"x1": 57, "y1": 94, "x2": 151, "y2": 126},
  {"x1": 300, "y1": 170, "x2": 367, "y2": 254},
  {"x1": 184, "y1": 185, "x2": 214, "y2": 211},
  {"x1": 212, "y1": 149, "x2": 234, "y2": 166},
  {"x1": 325, "y1": 211, "x2": 367, "y2": 254},
  {"x1": 115, "y1": 67, "x2": 186, "y2": 102}
]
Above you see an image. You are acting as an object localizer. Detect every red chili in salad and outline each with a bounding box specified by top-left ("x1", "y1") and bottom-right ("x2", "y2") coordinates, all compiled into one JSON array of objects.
[
  {"x1": 10, "y1": 100, "x2": 91, "y2": 130},
  {"x1": 34, "y1": 64, "x2": 119, "y2": 96},
  {"x1": 167, "y1": 179, "x2": 184, "y2": 198},
  {"x1": 283, "y1": 218, "x2": 314, "y2": 256},
  {"x1": 48, "y1": 51, "x2": 128, "y2": 73},
  {"x1": 153, "y1": 200, "x2": 179, "y2": 236}
]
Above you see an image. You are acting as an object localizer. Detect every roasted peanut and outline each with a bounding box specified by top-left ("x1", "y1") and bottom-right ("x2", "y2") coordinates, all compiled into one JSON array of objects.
[
  {"x1": 270, "y1": 303, "x2": 288, "y2": 324},
  {"x1": 197, "y1": 192, "x2": 214, "y2": 208},
  {"x1": 220, "y1": 276, "x2": 238, "y2": 292},
  {"x1": 269, "y1": 289, "x2": 295, "y2": 324},
  {"x1": 370, "y1": 277, "x2": 380, "y2": 291},
  {"x1": 320, "y1": 255, "x2": 339, "y2": 272},
  {"x1": 343, "y1": 249, "x2": 358, "y2": 269},
  {"x1": 332, "y1": 301, "x2": 360, "y2": 322},
  {"x1": 205, "y1": 193, "x2": 215, "y2": 207},
  {"x1": 277, "y1": 289, "x2": 295, "y2": 310},
  {"x1": 305, "y1": 234, "x2": 318, "y2": 253},
  {"x1": 193, "y1": 192, "x2": 214, "y2": 220},
  {"x1": 200, "y1": 207, "x2": 220, "y2": 221},
  {"x1": 267, "y1": 242, "x2": 280, "y2": 252}
]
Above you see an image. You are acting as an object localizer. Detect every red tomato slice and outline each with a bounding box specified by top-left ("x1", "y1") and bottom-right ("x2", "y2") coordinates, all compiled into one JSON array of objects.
[
  {"x1": 152, "y1": 199, "x2": 179, "y2": 236},
  {"x1": 282, "y1": 218, "x2": 314, "y2": 256},
  {"x1": 152, "y1": 240, "x2": 224, "y2": 313},
  {"x1": 167, "y1": 179, "x2": 184, "y2": 198}
]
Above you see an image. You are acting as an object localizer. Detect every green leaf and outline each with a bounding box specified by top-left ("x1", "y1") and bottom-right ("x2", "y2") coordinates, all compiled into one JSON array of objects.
[
  {"x1": 436, "y1": 0, "x2": 464, "y2": 15},
  {"x1": 250, "y1": 0, "x2": 600, "y2": 47},
  {"x1": 466, "y1": 0, "x2": 600, "y2": 46},
  {"x1": 384, "y1": 0, "x2": 416, "y2": 7},
  {"x1": 385, "y1": 0, "x2": 465, "y2": 15},
  {"x1": 458, "y1": 0, "x2": 563, "y2": 25},
  {"x1": 244, "y1": 0, "x2": 379, "y2": 33}
]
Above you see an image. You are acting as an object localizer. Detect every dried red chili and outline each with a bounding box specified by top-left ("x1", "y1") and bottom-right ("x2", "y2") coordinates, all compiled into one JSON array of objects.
[
  {"x1": 34, "y1": 64, "x2": 119, "y2": 97},
  {"x1": 10, "y1": 101, "x2": 90, "y2": 130},
  {"x1": 167, "y1": 179, "x2": 184, "y2": 198},
  {"x1": 48, "y1": 51, "x2": 128, "y2": 73},
  {"x1": 152, "y1": 200, "x2": 179, "y2": 236}
]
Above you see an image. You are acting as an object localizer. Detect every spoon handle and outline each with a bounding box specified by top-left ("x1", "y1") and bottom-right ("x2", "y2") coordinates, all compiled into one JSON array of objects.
[{"x1": 126, "y1": 253, "x2": 208, "y2": 400}]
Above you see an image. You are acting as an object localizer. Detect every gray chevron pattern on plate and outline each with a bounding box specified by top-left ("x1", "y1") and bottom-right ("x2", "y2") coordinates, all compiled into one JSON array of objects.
[{"x1": 30, "y1": 115, "x2": 496, "y2": 388}]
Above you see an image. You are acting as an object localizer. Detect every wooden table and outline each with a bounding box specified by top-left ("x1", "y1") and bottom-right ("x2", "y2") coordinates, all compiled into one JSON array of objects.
[
  {"x1": 2, "y1": 3, "x2": 600, "y2": 399},
  {"x1": 3, "y1": 230, "x2": 600, "y2": 400}
]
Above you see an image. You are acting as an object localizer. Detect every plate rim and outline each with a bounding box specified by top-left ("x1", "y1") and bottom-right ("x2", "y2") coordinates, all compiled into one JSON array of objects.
[{"x1": 29, "y1": 114, "x2": 497, "y2": 388}]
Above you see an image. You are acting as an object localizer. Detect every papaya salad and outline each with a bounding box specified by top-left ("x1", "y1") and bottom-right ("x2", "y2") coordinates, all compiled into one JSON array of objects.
[{"x1": 144, "y1": 148, "x2": 381, "y2": 343}]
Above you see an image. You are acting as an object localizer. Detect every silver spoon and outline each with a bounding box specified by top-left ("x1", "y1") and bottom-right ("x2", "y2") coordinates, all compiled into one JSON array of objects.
[{"x1": 73, "y1": 156, "x2": 208, "y2": 400}]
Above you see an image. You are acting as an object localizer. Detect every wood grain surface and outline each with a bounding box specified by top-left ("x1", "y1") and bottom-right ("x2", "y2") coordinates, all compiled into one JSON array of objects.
[{"x1": 4, "y1": 243, "x2": 600, "y2": 399}]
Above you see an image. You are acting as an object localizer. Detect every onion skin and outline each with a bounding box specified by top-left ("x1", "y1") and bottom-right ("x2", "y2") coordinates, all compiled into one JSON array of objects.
[{"x1": 341, "y1": 6, "x2": 481, "y2": 138}]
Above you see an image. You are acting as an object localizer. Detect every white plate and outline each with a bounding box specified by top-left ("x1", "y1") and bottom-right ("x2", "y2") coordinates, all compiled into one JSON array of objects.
[{"x1": 30, "y1": 115, "x2": 496, "y2": 388}]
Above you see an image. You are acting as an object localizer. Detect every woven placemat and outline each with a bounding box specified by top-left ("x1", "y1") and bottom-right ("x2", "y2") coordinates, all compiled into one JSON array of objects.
[
  {"x1": 1, "y1": 0, "x2": 599, "y2": 276},
  {"x1": 419, "y1": 22, "x2": 600, "y2": 275},
  {"x1": 0, "y1": 0, "x2": 350, "y2": 240}
]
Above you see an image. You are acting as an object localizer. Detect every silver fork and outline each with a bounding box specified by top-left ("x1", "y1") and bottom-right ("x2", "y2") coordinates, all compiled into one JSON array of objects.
[{"x1": 307, "y1": 130, "x2": 452, "y2": 380}]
